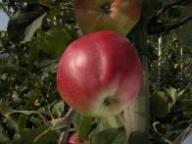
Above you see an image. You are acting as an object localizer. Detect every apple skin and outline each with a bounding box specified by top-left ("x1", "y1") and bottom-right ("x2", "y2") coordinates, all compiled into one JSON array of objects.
[
  {"x1": 68, "y1": 133, "x2": 90, "y2": 144},
  {"x1": 75, "y1": 0, "x2": 140, "y2": 36},
  {"x1": 57, "y1": 31, "x2": 142, "y2": 117}
]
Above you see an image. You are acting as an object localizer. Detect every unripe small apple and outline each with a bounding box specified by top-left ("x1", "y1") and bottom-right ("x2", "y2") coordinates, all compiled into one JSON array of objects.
[
  {"x1": 68, "y1": 133, "x2": 89, "y2": 144},
  {"x1": 75, "y1": 0, "x2": 141, "y2": 36},
  {"x1": 57, "y1": 31, "x2": 142, "y2": 117}
]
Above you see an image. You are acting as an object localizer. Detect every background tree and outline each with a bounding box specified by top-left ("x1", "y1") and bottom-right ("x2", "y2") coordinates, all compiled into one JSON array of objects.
[{"x1": 0, "y1": 0, "x2": 192, "y2": 143}]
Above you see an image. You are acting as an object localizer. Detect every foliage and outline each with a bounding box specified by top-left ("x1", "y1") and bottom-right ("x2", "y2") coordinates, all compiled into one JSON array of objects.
[
  {"x1": 0, "y1": 0, "x2": 192, "y2": 143},
  {"x1": 148, "y1": 26, "x2": 192, "y2": 144}
]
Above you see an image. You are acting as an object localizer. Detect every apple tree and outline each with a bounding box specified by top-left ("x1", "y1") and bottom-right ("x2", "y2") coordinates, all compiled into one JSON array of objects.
[{"x1": 0, "y1": 0, "x2": 192, "y2": 144}]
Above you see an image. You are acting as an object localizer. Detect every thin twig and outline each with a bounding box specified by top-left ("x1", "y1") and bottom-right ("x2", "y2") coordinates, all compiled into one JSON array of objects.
[{"x1": 56, "y1": 108, "x2": 75, "y2": 144}]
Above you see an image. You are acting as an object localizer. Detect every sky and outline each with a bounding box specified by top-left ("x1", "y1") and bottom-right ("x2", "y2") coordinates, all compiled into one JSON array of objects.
[
  {"x1": 183, "y1": 134, "x2": 192, "y2": 144},
  {"x1": 0, "y1": 10, "x2": 9, "y2": 31}
]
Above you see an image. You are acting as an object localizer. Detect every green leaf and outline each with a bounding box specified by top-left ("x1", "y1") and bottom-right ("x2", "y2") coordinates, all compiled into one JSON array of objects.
[
  {"x1": 36, "y1": 26, "x2": 73, "y2": 57},
  {"x1": 0, "y1": 101, "x2": 19, "y2": 132},
  {"x1": 17, "y1": 115, "x2": 29, "y2": 130},
  {"x1": 46, "y1": 6, "x2": 62, "y2": 18},
  {"x1": 94, "y1": 119, "x2": 114, "y2": 132},
  {"x1": 165, "y1": 87, "x2": 177, "y2": 103},
  {"x1": 51, "y1": 117, "x2": 67, "y2": 130},
  {"x1": 73, "y1": 113, "x2": 93, "y2": 139},
  {"x1": 52, "y1": 101, "x2": 65, "y2": 118},
  {"x1": 10, "y1": 125, "x2": 59, "y2": 144},
  {"x1": 165, "y1": 87, "x2": 185, "y2": 104},
  {"x1": 0, "y1": 101, "x2": 13, "y2": 115},
  {"x1": 91, "y1": 128, "x2": 126, "y2": 144},
  {"x1": 0, "y1": 125, "x2": 9, "y2": 143},
  {"x1": 151, "y1": 91, "x2": 172, "y2": 118}
]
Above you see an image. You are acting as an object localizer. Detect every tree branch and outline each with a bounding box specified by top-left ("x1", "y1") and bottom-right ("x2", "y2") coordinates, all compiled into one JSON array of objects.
[
  {"x1": 155, "y1": 0, "x2": 185, "y2": 19},
  {"x1": 148, "y1": 16, "x2": 192, "y2": 35},
  {"x1": 164, "y1": 16, "x2": 192, "y2": 32},
  {"x1": 147, "y1": 0, "x2": 192, "y2": 35}
]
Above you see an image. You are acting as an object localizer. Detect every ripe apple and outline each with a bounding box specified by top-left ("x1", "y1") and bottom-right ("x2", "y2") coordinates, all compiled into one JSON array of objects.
[
  {"x1": 57, "y1": 31, "x2": 142, "y2": 117},
  {"x1": 75, "y1": 0, "x2": 141, "y2": 36},
  {"x1": 68, "y1": 133, "x2": 90, "y2": 144}
]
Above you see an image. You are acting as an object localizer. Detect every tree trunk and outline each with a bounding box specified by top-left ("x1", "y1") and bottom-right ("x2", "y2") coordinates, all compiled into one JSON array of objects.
[{"x1": 123, "y1": 21, "x2": 150, "y2": 144}]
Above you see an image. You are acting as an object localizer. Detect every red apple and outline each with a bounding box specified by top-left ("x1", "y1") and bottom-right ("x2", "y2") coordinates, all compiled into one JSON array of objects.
[
  {"x1": 57, "y1": 31, "x2": 142, "y2": 117},
  {"x1": 75, "y1": 0, "x2": 141, "y2": 36},
  {"x1": 68, "y1": 133, "x2": 89, "y2": 144}
]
